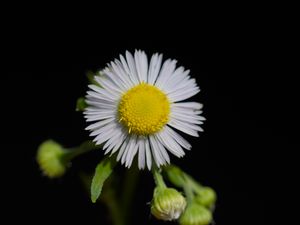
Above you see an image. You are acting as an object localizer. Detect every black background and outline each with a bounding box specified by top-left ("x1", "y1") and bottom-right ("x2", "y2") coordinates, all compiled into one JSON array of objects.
[{"x1": 1, "y1": 6, "x2": 297, "y2": 225}]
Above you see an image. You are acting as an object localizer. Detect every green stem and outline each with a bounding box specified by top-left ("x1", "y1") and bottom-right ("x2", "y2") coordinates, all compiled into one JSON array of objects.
[
  {"x1": 153, "y1": 168, "x2": 167, "y2": 188},
  {"x1": 79, "y1": 172, "x2": 124, "y2": 225},
  {"x1": 183, "y1": 175, "x2": 195, "y2": 203},
  {"x1": 121, "y1": 165, "x2": 140, "y2": 225},
  {"x1": 102, "y1": 191, "x2": 124, "y2": 225},
  {"x1": 186, "y1": 174, "x2": 205, "y2": 194},
  {"x1": 62, "y1": 141, "x2": 101, "y2": 163}
]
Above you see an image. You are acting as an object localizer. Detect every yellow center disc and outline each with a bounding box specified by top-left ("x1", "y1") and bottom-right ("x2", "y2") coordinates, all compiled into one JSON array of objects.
[{"x1": 118, "y1": 83, "x2": 170, "y2": 136}]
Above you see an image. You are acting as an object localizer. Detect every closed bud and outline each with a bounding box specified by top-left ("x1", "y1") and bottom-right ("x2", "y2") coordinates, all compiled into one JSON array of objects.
[
  {"x1": 195, "y1": 187, "x2": 217, "y2": 208},
  {"x1": 179, "y1": 202, "x2": 212, "y2": 225},
  {"x1": 36, "y1": 140, "x2": 67, "y2": 178},
  {"x1": 151, "y1": 187, "x2": 187, "y2": 221}
]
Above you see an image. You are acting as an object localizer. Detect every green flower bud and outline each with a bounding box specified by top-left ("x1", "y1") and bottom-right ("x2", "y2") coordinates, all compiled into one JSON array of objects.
[
  {"x1": 151, "y1": 187, "x2": 187, "y2": 221},
  {"x1": 179, "y1": 202, "x2": 212, "y2": 225},
  {"x1": 36, "y1": 140, "x2": 67, "y2": 178},
  {"x1": 195, "y1": 187, "x2": 217, "y2": 208}
]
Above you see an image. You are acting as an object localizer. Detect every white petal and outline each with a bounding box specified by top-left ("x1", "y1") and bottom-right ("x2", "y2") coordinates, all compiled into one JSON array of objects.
[
  {"x1": 153, "y1": 135, "x2": 170, "y2": 164},
  {"x1": 89, "y1": 121, "x2": 118, "y2": 137},
  {"x1": 171, "y1": 109, "x2": 205, "y2": 124},
  {"x1": 126, "y1": 136, "x2": 139, "y2": 168},
  {"x1": 168, "y1": 86, "x2": 200, "y2": 102},
  {"x1": 110, "y1": 132, "x2": 127, "y2": 155},
  {"x1": 167, "y1": 78, "x2": 197, "y2": 96},
  {"x1": 85, "y1": 117, "x2": 115, "y2": 130},
  {"x1": 85, "y1": 101, "x2": 116, "y2": 110},
  {"x1": 168, "y1": 119, "x2": 199, "y2": 137},
  {"x1": 164, "y1": 126, "x2": 192, "y2": 150},
  {"x1": 88, "y1": 85, "x2": 119, "y2": 101},
  {"x1": 103, "y1": 128, "x2": 124, "y2": 154},
  {"x1": 121, "y1": 136, "x2": 136, "y2": 165},
  {"x1": 172, "y1": 118, "x2": 203, "y2": 132},
  {"x1": 112, "y1": 60, "x2": 135, "y2": 88},
  {"x1": 173, "y1": 102, "x2": 203, "y2": 110},
  {"x1": 171, "y1": 114, "x2": 204, "y2": 125},
  {"x1": 100, "y1": 67, "x2": 127, "y2": 91},
  {"x1": 155, "y1": 130, "x2": 185, "y2": 157},
  {"x1": 103, "y1": 64, "x2": 132, "y2": 90},
  {"x1": 134, "y1": 50, "x2": 148, "y2": 83},
  {"x1": 85, "y1": 113, "x2": 115, "y2": 121},
  {"x1": 86, "y1": 91, "x2": 115, "y2": 103},
  {"x1": 117, "y1": 137, "x2": 130, "y2": 161},
  {"x1": 94, "y1": 75, "x2": 123, "y2": 94},
  {"x1": 155, "y1": 59, "x2": 177, "y2": 89},
  {"x1": 171, "y1": 109, "x2": 205, "y2": 119},
  {"x1": 93, "y1": 125, "x2": 120, "y2": 146},
  {"x1": 149, "y1": 135, "x2": 164, "y2": 167},
  {"x1": 138, "y1": 138, "x2": 146, "y2": 169},
  {"x1": 125, "y1": 51, "x2": 139, "y2": 85},
  {"x1": 171, "y1": 106, "x2": 204, "y2": 116},
  {"x1": 148, "y1": 53, "x2": 163, "y2": 84},
  {"x1": 119, "y1": 55, "x2": 131, "y2": 79},
  {"x1": 161, "y1": 66, "x2": 185, "y2": 93},
  {"x1": 163, "y1": 68, "x2": 190, "y2": 93},
  {"x1": 145, "y1": 138, "x2": 152, "y2": 170},
  {"x1": 85, "y1": 96, "x2": 116, "y2": 106},
  {"x1": 83, "y1": 108, "x2": 115, "y2": 115}
]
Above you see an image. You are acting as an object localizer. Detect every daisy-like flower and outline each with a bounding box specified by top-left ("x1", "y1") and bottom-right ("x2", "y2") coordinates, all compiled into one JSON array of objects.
[{"x1": 84, "y1": 50, "x2": 205, "y2": 170}]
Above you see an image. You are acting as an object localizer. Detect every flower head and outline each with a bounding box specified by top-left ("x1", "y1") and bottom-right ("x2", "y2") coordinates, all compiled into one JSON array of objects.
[
  {"x1": 84, "y1": 50, "x2": 205, "y2": 169},
  {"x1": 179, "y1": 202, "x2": 212, "y2": 225},
  {"x1": 36, "y1": 140, "x2": 67, "y2": 178},
  {"x1": 151, "y1": 187, "x2": 187, "y2": 221},
  {"x1": 194, "y1": 187, "x2": 217, "y2": 208}
]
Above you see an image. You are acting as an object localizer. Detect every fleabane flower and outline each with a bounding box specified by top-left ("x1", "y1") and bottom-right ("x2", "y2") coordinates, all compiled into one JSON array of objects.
[{"x1": 84, "y1": 50, "x2": 205, "y2": 170}]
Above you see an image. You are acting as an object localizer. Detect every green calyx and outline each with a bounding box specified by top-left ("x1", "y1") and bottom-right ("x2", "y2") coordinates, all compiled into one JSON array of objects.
[
  {"x1": 151, "y1": 168, "x2": 187, "y2": 221},
  {"x1": 151, "y1": 187, "x2": 187, "y2": 221},
  {"x1": 194, "y1": 187, "x2": 217, "y2": 208},
  {"x1": 179, "y1": 201, "x2": 212, "y2": 225}
]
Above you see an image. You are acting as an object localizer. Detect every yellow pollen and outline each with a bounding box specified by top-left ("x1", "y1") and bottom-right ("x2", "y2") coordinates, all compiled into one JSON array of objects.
[{"x1": 118, "y1": 83, "x2": 170, "y2": 136}]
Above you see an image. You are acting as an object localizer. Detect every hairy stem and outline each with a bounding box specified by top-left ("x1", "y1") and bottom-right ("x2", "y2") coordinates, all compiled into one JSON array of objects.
[{"x1": 153, "y1": 168, "x2": 167, "y2": 189}]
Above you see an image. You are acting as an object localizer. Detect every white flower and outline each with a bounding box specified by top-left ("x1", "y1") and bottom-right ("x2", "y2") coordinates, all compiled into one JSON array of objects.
[{"x1": 84, "y1": 50, "x2": 205, "y2": 170}]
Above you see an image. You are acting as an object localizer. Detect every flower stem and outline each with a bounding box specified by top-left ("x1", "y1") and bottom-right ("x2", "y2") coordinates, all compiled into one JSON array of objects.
[
  {"x1": 121, "y1": 165, "x2": 140, "y2": 225},
  {"x1": 153, "y1": 168, "x2": 167, "y2": 189},
  {"x1": 79, "y1": 172, "x2": 125, "y2": 225},
  {"x1": 183, "y1": 175, "x2": 195, "y2": 203},
  {"x1": 185, "y1": 174, "x2": 205, "y2": 194},
  {"x1": 102, "y1": 190, "x2": 124, "y2": 225},
  {"x1": 62, "y1": 141, "x2": 100, "y2": 163}
]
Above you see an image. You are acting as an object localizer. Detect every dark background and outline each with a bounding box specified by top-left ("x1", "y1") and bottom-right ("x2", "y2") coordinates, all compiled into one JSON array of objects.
[{"x1": 1, "y1": 7, "x2": 297, "y2": 225}]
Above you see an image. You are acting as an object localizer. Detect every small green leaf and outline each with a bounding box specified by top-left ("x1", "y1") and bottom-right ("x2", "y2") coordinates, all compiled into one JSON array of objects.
[
  {"x1": 91, "y1": 158, "x2": 115, "y2": 203},
  {"x1": 76, "y1": 97, "x2": 87, "y2": 111},
  {"x1": 86, "y1": 70, "x2": 100, "y2": 86}
]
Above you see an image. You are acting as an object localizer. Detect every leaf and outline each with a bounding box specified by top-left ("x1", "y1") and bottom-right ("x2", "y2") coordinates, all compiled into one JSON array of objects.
[
  {"x1": 91, "y1": 158, "x2": 115, "y2": 203},
  {"x1": 76, "y1": 97, "x2": 87, "y2": 111},
  {"x1": 86, "y1": 70, "x2": 100, "y2": 86}
]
